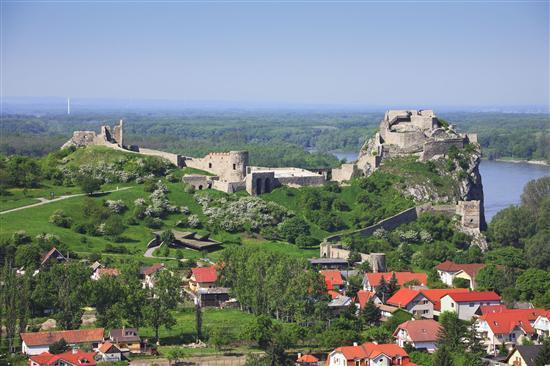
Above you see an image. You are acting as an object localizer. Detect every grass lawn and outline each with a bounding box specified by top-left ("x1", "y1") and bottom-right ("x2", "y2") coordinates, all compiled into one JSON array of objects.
[{"x1": 139, "y1": 307, "x2": 256, "y2": 349}]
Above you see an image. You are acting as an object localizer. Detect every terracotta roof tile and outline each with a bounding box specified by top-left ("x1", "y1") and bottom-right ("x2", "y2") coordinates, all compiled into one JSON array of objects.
[
  {"x1": 393, "y1": 320, "x2": 441, "y2": 342},
  {"x1": 355, "y1": 290, "x2": 377, "y2": 309},
  {"x1": 21, "y1": 328, "x2": 104, "y2": 347},
  {"x1": 296, "y1": 354, "x2": 319, "y2": 363},
  {"x1": 191, "y1": 266, "x2": 217, "y2": 283},
  {"x1": 387, "y1": 288, "x2": 430, "y2": 308},
  {"x1": 480, "y1": 309, "x2": 546, "y2": 335},
  {"x1": 447, "y1": 291, "x2": 501, "y2": 302},
  {"x1": 320, "y1": 270, "x2": 344, "y2": 286},
  {"x1": 30, "y1": 350, "x2": 97, "y2": 366}
]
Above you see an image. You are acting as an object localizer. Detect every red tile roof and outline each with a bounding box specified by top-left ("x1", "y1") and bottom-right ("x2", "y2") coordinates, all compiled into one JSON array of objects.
[
  {"x1": 141, "y1": 263, "x2": 164, "y2": 276},
  {"x1": 365, "y1": 272, "x2": 427, "y2": 287},
  {"x1": 320, "y1": 270, "x2": 344, "y2": 286},
  {"x1": 328, "y1": 290, "x2": 341, "y2": 300},
  {"x1": 421, "y1": 288, "x2": 470, "y2": 310},
  {"x1": 446, "y1": 291, "x2": 501, "y2": 302},
  {"x1": 98, "y1": 341, "x2": 120, "y2": 353},
  {"x1": 21, "y1": 328, "x2": 104, "y2": 347},
  {"x1": 40, "y1": 247, "x2": 66, "y2": 266},
  {"x1": 333, "y1": 342, "x2": 409, "y2": 360},
  {"x1": 355, "y1": 290, "x2": 377, "y2": 310},
  {"x1": 480, "y1": 305, "x2": 508, "y2": 315},
  {"x1": 296, "y1": 354, "x2": 319, "y2": 363},
  {"x1": 191, "y1": 266, "x2": 217, "y2": 283},
  {"x1": 480, "y1": 309, "x2": 546, "y2": 335},
  {"x1": 435, "y1": 261, "x2": 486, "y2": 278},
  {"x1": 30, "y1": 350, "x2": 97, "y2": 366},
  {"x1": 387, "y1": 288, "x2": 430, "y2": 308},
  {"x1": 393, "y1": 319, "x2": 442, "y2": 342}
]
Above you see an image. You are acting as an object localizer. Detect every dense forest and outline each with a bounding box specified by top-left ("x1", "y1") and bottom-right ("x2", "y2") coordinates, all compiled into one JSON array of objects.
[{"x1": 1, "y1": 110, "x2": 548, "y2": 164}]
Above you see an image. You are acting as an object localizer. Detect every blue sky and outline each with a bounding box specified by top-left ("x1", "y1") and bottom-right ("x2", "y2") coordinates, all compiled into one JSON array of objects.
[{"x1": 2, "y1": 1, "x2": 549, "y2": 107}]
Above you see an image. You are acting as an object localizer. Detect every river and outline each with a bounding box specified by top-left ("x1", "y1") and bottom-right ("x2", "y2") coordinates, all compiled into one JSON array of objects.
[{"x1": 331, "y1": 152, "x2": 550, "y2": 222}]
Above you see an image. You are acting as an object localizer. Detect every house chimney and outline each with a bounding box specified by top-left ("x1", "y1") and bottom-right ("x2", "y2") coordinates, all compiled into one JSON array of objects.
[
  {"x1": 297, "y1": 353, "x2": 302, "y2": 359},
  {"x1": 353, "y1": 342, "x2": 358, "y2": 347},
  {"x1": 72, "y1": 347, "x2": 78, "y2": 354}
]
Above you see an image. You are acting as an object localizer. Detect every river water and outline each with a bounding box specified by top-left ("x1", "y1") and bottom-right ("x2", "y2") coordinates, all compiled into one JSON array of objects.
[{"x1": 331, "y1": 152, "x2": 550, "y2": 222}]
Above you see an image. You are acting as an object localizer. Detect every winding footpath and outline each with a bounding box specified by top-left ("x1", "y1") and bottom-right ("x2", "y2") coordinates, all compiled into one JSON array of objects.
[{"x1": 0, "y1": 187, "x2": 133, "y2": 215}]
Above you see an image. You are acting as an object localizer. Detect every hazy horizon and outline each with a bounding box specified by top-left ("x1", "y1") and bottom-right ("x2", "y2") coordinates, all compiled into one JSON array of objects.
[{"x1": 2, "y1": 2, "x2": 549, "y2": 108}]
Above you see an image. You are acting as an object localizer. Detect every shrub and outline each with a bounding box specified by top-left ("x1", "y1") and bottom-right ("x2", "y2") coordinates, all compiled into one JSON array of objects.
[
  {"x1": 278, "y1": 217, "x2": 310, "y2": 243},
  {"x1": 188, "y1": 214, "x2": 201, "y2": 228},
  {"x1": 105, "y1": 200, "x2": 127, "y2": 214},
  {"x1": 49, "y1": 210, "x2": 73, "y2": 228},
  {"x1": 176, "y1": 218, "x2": 188, "y2": 227},
  {"x1": 184, "y1": 184, "x2": 195, "y2": 194},
  {"x1": 144, "y1": 216, "x2": 163, "y2": 229},
  {"x1": 73, "y1": 223, "x2": 87, "y2": 234},
  {"x1": 166, "y1": 174, "x2": 178, "y2": 183},
  {"x1": 295, "y1": 235, "x2": 320, "y2": 248}
]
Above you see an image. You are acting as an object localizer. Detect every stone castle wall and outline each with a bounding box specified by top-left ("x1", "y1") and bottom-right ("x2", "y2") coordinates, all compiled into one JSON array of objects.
[
  {"x1": 421, "y1": 138, "x2": 465, "y2": 161},
  {"x1": 325, "y1": 206, "x2": 419, "y2": 243},
  {"x1": 137, "y1": 148, "x2": 184, "y2": 167},
  {"x1": 319, "y1": 243, "x2": 387, "y2": 273},
  {"x1": 184, "y1": 151, "x2": 249, "y2": 182},
  {"x1": 331, "y1": 163, "x2": 360, "y2": 182}
]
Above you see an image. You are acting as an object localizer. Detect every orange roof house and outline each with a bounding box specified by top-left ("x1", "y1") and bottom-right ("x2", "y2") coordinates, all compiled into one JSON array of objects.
[
  {"x1": 363, "y1": 272, "x2": 427, "y2": 291},
  {"x1": 21, "y1": 328, "x2": 105, "y2": 355},
  {"x1": 296, "y1": 353, "x2": 319, "y2": 365},
  {"x1": 29, "y1": 350, "x2": 97, "y2": 366},
  {"x1": 393, "y1": 319, "x2": 442, "y2": 352},
  {"x1": 320, "y1": 270, "x2": 344, "y2": 289},
  {"x1": 476, "y1": 308, "x2": 546, "y2": 355},
  {"x1": 327, "y1": 342, "x2": 416, "y2": 366},
  {"x1": 189, "y1": 266, "x2": 218, "y2": 292},
  {"x1": 354, "y1": 290, "x2": 381, "y2": 310}
]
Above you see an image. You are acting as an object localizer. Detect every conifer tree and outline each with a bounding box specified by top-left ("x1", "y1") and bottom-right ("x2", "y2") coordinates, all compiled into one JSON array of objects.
[
  {"x1": 362, "y1": 298, "x2": 381, "y2": 326},
  {"x1": 433, "y1": 345, "x2": 454, "y2": 366},
  {"x1": 376, "y1": 276, "x2": 390, "y2": 303},
  {"x1": 388, "y1": 272, "x2": 399, "y2": 297}
]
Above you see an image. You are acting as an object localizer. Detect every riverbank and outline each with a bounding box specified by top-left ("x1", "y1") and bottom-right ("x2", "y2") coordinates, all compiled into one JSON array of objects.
[{"x1": 488, "y1": 158, "x2": 548, "y2": 166}]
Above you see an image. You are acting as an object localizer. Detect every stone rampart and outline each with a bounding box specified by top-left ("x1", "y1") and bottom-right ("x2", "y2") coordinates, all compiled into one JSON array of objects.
[
  {"x1": 325, "y1": 206, "x2": 419, "y2": 243},
  {"x1": 138, "y1": 148, "x2": 184, "y2": 167},
  {"x1": 332, "y1": 163, "x2": 360, "y2": 182},
  {"x1": 421, "y1": 138, "x2": 465, "y2": 161}
]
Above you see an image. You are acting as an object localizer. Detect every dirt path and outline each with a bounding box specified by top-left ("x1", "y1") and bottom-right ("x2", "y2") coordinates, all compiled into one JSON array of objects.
[
  {"x1": 0, "y1": 187, "x2": 132, "y2": 215},
  {"x1": 130, "y1": 354, "x2": 256, "y2": 366}
]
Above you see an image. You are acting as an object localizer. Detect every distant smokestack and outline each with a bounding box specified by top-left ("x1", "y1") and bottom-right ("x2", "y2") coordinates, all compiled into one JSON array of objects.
[{"x1": 67, "y1": 98, "x2": 71, "y2": 115}]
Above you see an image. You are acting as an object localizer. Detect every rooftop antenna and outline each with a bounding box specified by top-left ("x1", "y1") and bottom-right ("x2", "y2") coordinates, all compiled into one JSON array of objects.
[{"x1": 67, "y1": 97, "x2": 71, "y2": 115}]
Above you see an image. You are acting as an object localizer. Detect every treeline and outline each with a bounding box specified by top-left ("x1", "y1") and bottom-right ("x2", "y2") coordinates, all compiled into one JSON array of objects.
[{"x1": 442, "y1": 112, "x2": 550, "y2": 162}]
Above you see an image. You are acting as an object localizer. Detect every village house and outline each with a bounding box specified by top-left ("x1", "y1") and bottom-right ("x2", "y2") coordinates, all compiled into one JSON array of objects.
[
  {"x1": 363, "y1": 272, "x2": 427, "y2": 294},
  {"x1": 21, "y1": 329, "x2": 104, "y2": 356},
  {"x1": 40, "y1": 247, "x2": 68, "y2": 268},
  {"x1": 28, "y1": 349, "x2": 97, "y2": 366},
  {"x1": 139, "y1": 263, "x2": 165, "y2": 289},
  {"x1": 439, "y1": 291, "x2": 501, "y2": 321},
  {"x1": 533, "y1": 310, "x2": 550, "y2": 339},
  {"x1": 354, "y1": 290, "x2": 382, "y2": 311},
  {"x1": 377, "y1": 288, "x2": 471, "y2": 319},
  {"x1": 97, "y1": 342, "x2": 122, "y2": 362},
  {"x1": 320, "y1": 270, "x2": 345, "y2": 291},
  {"x1": 197, "y1": 287, "x2": 231, "y2": 307},
  {"x1": 475, "y1": 308, "x2": 546, "y2": 355},
  {"x1": 393, "y1": 319, "x2": 441, "y2": 353},
  {"x1": 108, "y1": 328, "x2": 141, "y2": 354},
  {"x1": 328, "y1": 294, "x2": 353, "y2": 316},
  {"x1": 326, "y1": 342, "x2": 416, "y2": 366},
  {"x1": 90, "y1": 268, "x2": 120, "y2": 281},
  {"x1": 295, "y1": 353, "x2": 320, "y2": 365},
  {"x1": 503, "y1": 345, "x2": 546, "y2": 366},
  {"x1": 386, "y1": 288, "x2": 434, "y2": 319},
  {"x1": 189, "y1": 266, "x2": 218, "y2": 292},
  {"x1": 435, "y1": 260, "x2": 486, "y2": 290}
]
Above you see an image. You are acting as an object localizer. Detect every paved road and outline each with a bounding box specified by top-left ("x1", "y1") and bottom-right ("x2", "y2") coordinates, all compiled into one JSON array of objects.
[{"x1": 0, "y1": 187, "x2": 132, "y2": 215}]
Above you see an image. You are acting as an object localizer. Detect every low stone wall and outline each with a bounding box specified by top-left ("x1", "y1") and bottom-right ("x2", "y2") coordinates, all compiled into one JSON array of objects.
[
  {"x1": 137, "y1": 148, "x2": 184, "y2": 167},
  {"x1": 276, "y1": 174, "x2": 326, "y2": 187},
  {"x1": 332, "y1": 163, "x2": 360, "y2": 182},
  {"x1": 325, "y1": 206, "x2": 419, "y2": 243}
]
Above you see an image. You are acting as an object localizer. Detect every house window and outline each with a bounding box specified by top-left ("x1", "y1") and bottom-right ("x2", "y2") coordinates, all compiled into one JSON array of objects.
[
  {"x1": 355, "y1": 361, "x2": 360, "y2": 366},
  {"x1": 451, "y1": 303, "x2": 455, "y2": 308},
  {"x1": 469, "y1": 303, "x2": 475, "y2": 307},
  {"x1": 423, "y1": 310, "x2": 429, "y2": 314}
]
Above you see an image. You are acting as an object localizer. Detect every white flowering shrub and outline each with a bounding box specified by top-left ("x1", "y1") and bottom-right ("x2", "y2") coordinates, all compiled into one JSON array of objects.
[
  {"x1": 419, "y1": 229, "x2": 433, "y2": 243},
  {"x1": 180, "y1": 206, "x2": 190, "y2": 215},
  {"x1": 134, "y1": 198, "x2": 146, "y2": 206},
  {"x1": 196, "y1": 194, "x2": 291, "y2": 233},
  {"x1": 188, "y1": 214, "x2": 201, "y2": 228},
  {"x1": 105, "y1": 200, "x2": 127, "y2": 214},
  {"x1": 373, "y1": 228, "x2": 387, "y2": 239},
  {"x1": 400, "y1": 229, "x2": 420, "y2": 243}
]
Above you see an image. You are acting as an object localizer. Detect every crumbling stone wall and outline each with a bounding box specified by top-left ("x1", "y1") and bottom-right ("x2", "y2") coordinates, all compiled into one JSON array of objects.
[
  {"x1": 246, "y1": 171, "x2": 277, "y2": 195},
  {"x1": 332, "y1": 163, "x2": 360, "y2": 182},
  {"x1": 319, "y1": 243, "x2": 386, "y2": 273},
  {"x1": 421, "y1": 138, "x2": 465, "y2": 161},
  {"x1": 184, "y1": 151, "x2": 249, "y2": 182},
  {"x1": 456, "y1": 200, "x2": 482, "y2": 230}
]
